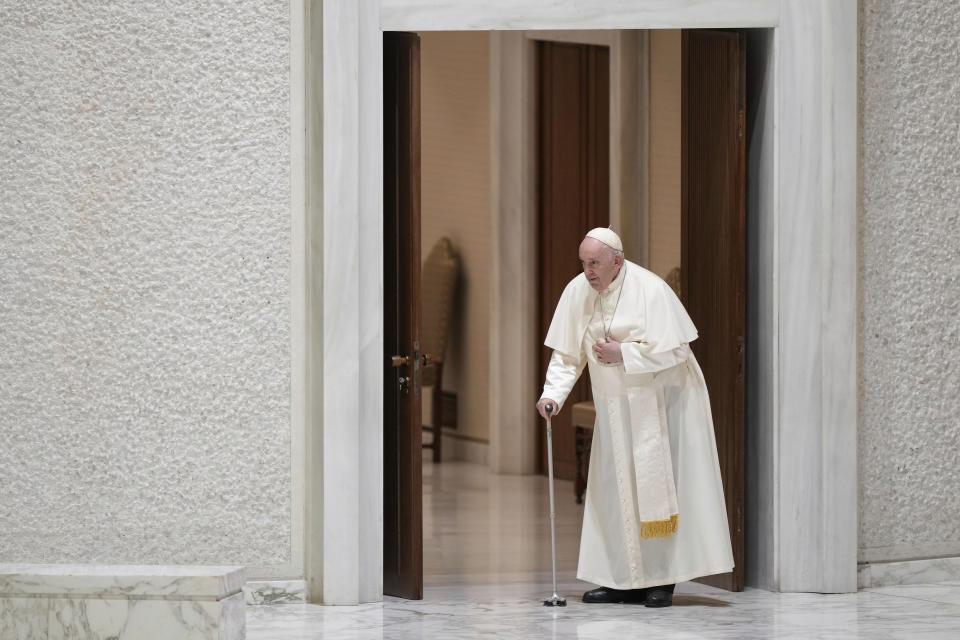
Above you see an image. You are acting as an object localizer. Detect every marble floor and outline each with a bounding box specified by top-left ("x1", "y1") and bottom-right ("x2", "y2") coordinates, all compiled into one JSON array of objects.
[{"x1": 248, "y1": 461, "x2": 960, "y2": 639}]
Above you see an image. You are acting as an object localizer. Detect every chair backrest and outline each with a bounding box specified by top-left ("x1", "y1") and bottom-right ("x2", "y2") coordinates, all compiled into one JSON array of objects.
[
  {"x1": 421, "y1": 237, "x2": 461, "y2": 365},
  {"x1": 665, "y1": 266, "x2": 682, "y2": 299}
]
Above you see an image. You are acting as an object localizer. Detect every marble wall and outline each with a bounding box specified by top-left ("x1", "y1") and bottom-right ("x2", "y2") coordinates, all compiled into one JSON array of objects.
[
  {"x1": 0, "y1": 2, "x2": 295, "y2": 577},
  {"x1": 858, "y1": 1, "x2": 960, "y2": 564}
]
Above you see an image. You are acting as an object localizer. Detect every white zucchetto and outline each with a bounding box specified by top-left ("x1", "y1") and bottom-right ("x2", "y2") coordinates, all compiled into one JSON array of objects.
[{"x1": 585, "y1": 227, "x2": 623, "y2": 252}]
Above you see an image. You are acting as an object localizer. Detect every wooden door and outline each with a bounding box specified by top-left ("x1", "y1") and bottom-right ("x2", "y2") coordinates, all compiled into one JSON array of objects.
[
  {"x1": 681, "y1": 29, "x2": 746, "y2": 592},
  {"x1": 536, "y1": 41, "x2": 610, "y2": 480},
  {"x1": 383, "y1": 31, "x2": 423, "y2": 600}
]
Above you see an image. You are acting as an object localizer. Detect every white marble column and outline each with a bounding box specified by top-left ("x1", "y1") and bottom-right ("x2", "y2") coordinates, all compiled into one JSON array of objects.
[
  {"x1": 305, "y1": 0, "x2": 384, "y2": 605},
  {"x1": 775, "y1": 0, "x2": 858, "y2": 593}
]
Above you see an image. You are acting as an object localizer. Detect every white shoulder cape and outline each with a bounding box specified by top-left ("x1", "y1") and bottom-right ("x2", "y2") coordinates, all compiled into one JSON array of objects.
[{"x1": 543, "y1": 260, "x2": 698, "y2": 356}]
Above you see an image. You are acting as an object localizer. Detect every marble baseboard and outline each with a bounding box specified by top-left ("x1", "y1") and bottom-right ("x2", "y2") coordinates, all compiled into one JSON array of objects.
[
  {"x1": 859, "y1": 556, "x2": 960, "y2": 589},
  {"x1": 0, "y1": 564, "x2": 245, "y2": 640},
  {"x1": 1, "y1": 593, "x2": 244, "y2": 640},
  {"x1": 243, "y1": 580, "x2": 306, "y2": 605}
]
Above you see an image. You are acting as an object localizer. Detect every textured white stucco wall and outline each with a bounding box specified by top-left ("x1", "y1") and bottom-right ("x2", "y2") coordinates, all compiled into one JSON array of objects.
[
  {"x1": 859, "y1": 1, "x2": 960, "y2": 563},
  {"x1": 0, "y1": 2, "x2": 293, "y2": 575}
]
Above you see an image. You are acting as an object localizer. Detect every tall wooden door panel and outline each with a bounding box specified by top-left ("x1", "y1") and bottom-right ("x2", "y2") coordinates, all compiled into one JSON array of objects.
[
  {"x1": 536, "y1": 41, "x2": 609, "y2": 480},
  {"x1": 383, "y1": 31, "x2": 423, "y2": 600},
  {"x1": 681, "y1": 29, "x2": 746, "y2": 592}
]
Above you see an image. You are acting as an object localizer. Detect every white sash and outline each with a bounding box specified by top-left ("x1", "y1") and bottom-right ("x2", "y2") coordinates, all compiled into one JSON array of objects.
[{"x1": 627, "y1": 384, "x2": 679, "y2": 538}]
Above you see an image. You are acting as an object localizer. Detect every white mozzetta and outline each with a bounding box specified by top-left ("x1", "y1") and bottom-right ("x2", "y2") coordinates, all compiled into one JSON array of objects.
[
  {"x1": 381, "y1": 0, "x2": 779, "y2": 30},
  {"x1": 0, "y1": 564, "x2": 245, "y2": 640}
]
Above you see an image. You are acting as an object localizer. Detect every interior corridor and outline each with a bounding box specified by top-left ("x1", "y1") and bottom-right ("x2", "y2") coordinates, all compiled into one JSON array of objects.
[{"x1": 248, "y1": 461, "x2": 960, "y2": 638}]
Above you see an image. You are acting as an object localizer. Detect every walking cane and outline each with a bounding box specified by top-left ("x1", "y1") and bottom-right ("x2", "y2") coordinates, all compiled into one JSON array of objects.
[{"x1": 542, "y1": 403, "x2": 567, "y2": 607}]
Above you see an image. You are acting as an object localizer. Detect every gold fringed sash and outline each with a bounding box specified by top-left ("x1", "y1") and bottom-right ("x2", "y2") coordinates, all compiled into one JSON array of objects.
[
  {"x1": 640, "y1": 514, "x2": 679, "y2": 539},
  {"x1": 628, "y1": 383, "x2": 680, "y2": 540}
]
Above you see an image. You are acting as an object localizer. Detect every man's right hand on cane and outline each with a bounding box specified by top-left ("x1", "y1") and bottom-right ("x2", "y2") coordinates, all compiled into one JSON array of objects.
[{"x1": 537, "y1": 398, "x2": 558, "y2": 420}]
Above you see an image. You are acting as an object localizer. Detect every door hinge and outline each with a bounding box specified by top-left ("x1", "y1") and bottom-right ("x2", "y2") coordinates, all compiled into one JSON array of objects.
[{"x1": 738, "y1": 109, "x2": 745, "y2": 142}]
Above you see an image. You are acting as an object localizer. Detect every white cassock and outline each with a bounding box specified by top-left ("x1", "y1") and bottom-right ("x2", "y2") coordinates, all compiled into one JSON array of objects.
[{"x1": 541, "y1": 260, "x2": 734, "y2": 589}]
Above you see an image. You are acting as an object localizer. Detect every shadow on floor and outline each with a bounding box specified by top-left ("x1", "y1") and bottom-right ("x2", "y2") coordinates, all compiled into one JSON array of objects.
[{"x1": 672, "y1": 594, "x2": 732, "y2": 607}]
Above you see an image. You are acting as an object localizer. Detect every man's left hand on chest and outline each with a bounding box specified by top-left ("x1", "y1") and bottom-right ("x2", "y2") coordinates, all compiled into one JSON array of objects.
[{"x1": 593, "y1": 337, "x2": 623, "y2": 364}]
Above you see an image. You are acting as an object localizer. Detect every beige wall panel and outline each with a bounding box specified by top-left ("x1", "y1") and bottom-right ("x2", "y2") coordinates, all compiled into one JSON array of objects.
[
  {"x1": 648, "y1": 29, "x2": 682, "y2": 280},
  {"x1": 419, "y1": 31, "x2": 491, "y2": 444}
]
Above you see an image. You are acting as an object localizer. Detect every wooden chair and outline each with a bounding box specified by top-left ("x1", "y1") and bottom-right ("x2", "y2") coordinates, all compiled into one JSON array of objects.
[
  {"x1": 421, "y1": 237, "x2": 461, "y2": 462},
  {"x1": 572, "y1": 401, "x2": 596, "y2": 504},
  {"x1": 665, "y1": 265, "x2": 682, "y2": 298}
]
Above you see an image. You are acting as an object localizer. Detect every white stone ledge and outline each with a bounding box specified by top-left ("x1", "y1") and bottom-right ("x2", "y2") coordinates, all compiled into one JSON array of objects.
[
  {"x1": 0, "y1": 564, "x2": 246, "y2": 640},
  {"x1": 859, "y1": 556, "x2": 960, "y2": 589}
]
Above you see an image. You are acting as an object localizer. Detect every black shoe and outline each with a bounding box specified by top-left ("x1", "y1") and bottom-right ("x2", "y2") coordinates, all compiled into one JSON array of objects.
[
  {"x1": 644, "y1": 584, "x2": 675, "y2": 608},
  {"x1": 582, "y1": 586, "x2": 648, "y2": 604}
]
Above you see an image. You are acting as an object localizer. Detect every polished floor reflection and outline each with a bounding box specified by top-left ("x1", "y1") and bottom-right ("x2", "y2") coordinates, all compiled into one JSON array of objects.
[{"x1": 248, "y1": 461, "x2": 960, "y2": 639}]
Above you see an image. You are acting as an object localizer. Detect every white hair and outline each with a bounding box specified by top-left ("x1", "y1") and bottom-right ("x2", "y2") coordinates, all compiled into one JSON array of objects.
[{"x1": 602, "y1": 244, "x2": 624, "y2": 262}]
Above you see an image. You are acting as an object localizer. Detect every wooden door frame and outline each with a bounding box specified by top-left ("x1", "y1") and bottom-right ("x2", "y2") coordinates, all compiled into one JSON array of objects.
[
  {"x1": 382, "y1": 30, "x2": 423, "y2": 601},
  {"x1": 681, "y1": 28, "x2": 747, "y2": 592},
  {"x1": 304, "y1": 0, "x2": 858, "y2": 604}
]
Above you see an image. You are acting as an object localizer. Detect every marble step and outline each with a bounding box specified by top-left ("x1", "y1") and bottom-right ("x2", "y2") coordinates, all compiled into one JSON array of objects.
[{"x1": 0, "y1": 564, "x2": 245, "y2": 640}]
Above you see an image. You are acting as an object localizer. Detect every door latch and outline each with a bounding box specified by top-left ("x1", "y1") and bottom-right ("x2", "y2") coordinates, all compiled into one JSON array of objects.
[{"x1": 412, "y1": 340, "x2": 421, "y2": 397}]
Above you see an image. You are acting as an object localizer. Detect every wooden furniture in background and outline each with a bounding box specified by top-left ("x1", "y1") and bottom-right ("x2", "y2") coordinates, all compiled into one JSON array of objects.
[
  {"x1": 665, "y1": 266, "x2": 682, "y2": 298},
  {"x1": 571, "y1": 400, "x2": 596, "y2": 504},
  {"x1": 420, "y1": 237, "x2": 461, "y2": 462}
]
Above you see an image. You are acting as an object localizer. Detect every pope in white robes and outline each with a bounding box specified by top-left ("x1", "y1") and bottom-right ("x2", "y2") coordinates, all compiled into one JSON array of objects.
[{"x1": 536, "y1": 227, "x2": 733, "y2": 607}]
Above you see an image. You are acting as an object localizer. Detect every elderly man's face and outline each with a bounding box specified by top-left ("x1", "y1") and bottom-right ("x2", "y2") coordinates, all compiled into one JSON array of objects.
[{"x1": 579, "y1": 237, "x2": 622, "y2": 291}]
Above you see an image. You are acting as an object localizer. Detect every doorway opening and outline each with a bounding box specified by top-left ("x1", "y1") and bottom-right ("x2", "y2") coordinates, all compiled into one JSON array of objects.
[{"x1": 384, "y1": 27, "x2": 757, "y2": 600}]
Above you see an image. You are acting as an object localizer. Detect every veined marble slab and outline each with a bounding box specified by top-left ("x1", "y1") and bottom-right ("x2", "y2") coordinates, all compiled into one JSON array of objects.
[
  {"x1": 0, "y1": 564, "x2": 245, "y2": 640},
  {"x1": 380, "y1": 0, "x2": 780, "y2": 30},
  {"x1": 0, "y1": 564, "x2": 245, "y2": 599},
  {"x1": 244, "y1": 580, "x2": 306, "y2": 605},
  {"x1": 859, "y1": 556, "x2": 960, "y2": 589}
]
